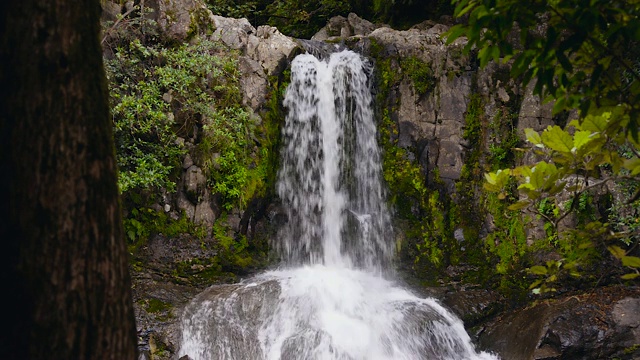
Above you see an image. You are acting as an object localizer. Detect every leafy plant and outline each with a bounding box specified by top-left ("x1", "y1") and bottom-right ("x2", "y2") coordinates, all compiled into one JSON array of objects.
[{"x1": 447, "y1": 0, "x2": 640, "y2": 291}]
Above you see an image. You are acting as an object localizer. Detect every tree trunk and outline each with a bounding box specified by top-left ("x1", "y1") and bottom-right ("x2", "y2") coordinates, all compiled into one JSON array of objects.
[{"x1": 0, "y1": 0, "x2": 137, "y2": 359}]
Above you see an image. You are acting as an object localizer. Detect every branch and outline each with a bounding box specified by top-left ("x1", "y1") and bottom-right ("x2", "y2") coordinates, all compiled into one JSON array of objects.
[{"x1": 101, "y1": 6, "x2": 137, "y2": 45}]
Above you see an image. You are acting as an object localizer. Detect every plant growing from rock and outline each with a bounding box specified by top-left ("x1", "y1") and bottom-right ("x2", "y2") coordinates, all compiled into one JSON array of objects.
[{"x1": 447, "y1": 0, "x2": 640, "y2": 292}]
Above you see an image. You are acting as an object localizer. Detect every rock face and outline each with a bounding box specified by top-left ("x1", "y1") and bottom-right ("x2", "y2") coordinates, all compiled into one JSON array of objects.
[
  {"x1": 475, "y1": 287, "x2": 640, "y2": 360},
  {"x1": 146, "y1": 0, "x2": 213, "y2": 41},
  {"x1": 209, "y1": 15, "x2": 302, "y2": 111}
]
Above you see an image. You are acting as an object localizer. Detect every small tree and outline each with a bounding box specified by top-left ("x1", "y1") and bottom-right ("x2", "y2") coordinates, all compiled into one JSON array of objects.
[{"x1": 446, "y1": 0, "x2": 640, "y2": 291}]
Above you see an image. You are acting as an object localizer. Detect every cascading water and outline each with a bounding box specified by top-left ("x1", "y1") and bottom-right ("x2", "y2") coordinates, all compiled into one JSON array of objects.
[{"x1": 178, "y1": 50, "x2": 499, "y2": 360}]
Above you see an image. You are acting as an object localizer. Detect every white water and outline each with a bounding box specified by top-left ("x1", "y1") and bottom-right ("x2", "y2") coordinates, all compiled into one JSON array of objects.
[{"x1": 179, "y1": 51, "x2": 499, "y2": 360}]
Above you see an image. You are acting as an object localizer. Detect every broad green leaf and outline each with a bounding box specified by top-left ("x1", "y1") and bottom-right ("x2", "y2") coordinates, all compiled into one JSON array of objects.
[
  {"x1": 508, "y1": 200, "x2": 530, "y2": 211},
  {"x1": 541, "y1": 126, "x2": 574, "y2": 153},
  {"x1": 621, "y1": 273, "x2": 640, "y2": 280},
  {"x1": 524, "y1": 128, "x2": 543, "y2": 146},
  {"x1": 623, "y1": 157, "x2": 640, "y2": 176},
  {"x1": 529, "y1": 168, "x2": 547, "y2": 189},
  {"x1": 608, "y1": 245, "x2": 626, "y2": 259},
  {"x1": 529, "y1": 265, "x2": 548, "y2": 275},
  {"x1": 573, "y1": 130, "x2": 596, "y2": 150},
  {"x1": 622, "y1": 256, "x2": 640, "y2": 268},
  {"x1": 580, "y1": 111, "x2": 609, "y2": 133}
]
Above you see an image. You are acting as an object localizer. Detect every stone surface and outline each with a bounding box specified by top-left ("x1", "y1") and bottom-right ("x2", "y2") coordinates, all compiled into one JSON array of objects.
[
  {"x1": 210, "y1": 15, "x2": 255, "y2": 50},
  {"x1": 194, "y1": 196, "x2": 215, "y2": 226},
  {"x1": 183, "y1": 165, "x2": 206, "y2": 204},
  {"x1": 238, "y1": 55, "x2": 269, "y2": 110},
  {"x1": 477, "y1": 286, "x2": 640, "y2": 360},
  {"x1": 247, "y1": 25, "x2": 300, "y2": 76},
  {"x1": 148, "y1": 0, "x2": 214, "y2": 41},
  {"x1": 209, "y1": 15, "x2": 301, "y2": 112}
]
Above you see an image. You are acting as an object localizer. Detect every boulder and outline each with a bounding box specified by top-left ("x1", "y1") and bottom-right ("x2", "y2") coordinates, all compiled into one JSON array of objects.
[
  {"x1": 148, "y1": 0, "x2": 215, "y2": 41},
  {"x1": 477, "y1": 286, "x2": 640, "y2": 360},
  {"x1": 312, "y1": 13, "x2": 383, "y2": 41},
  {"x1": 210, "y1": 15, "x2": 301, "y2": 111}
]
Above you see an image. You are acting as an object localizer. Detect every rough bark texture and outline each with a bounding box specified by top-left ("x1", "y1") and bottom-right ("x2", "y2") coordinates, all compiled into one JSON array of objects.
[{"x1": 0, "y1": 0, "x2": 137, "y2": 359}]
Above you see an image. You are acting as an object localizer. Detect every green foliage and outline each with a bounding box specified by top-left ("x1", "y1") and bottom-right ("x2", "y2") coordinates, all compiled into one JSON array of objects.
[
  {"x1": 105, "y1": 32, "x2": 268, "y2": 210},
  {"x1": 488, "y1": 108, "x2": 520, "y2": 170},
  {"x1": 447, "y1": 0, "x2": 640, "y2": 291},
  {"x1": 454, "y1": 94, "x2": 487, "y2": 260},
  {"x1": 484, "y1": 191, "x2": 528, "y2": 275},
  {"x1": 106, "y1": 38, "x2": 238, "y2": 193},
  {"x1": 205, "y1": 0, "x2": 352, "y2": 39},
  {"x1": 484, "y1": 109, "x2": 640, "y2": 289},
  {"x1": 213, "y1": 216, "x2": 259, "y2": 271},
  {"x1": 400, "y1": 57, "x2": 437, "y2": 96},
  {"x1": 446, "y1": 0, "x2": 640, "y2": 134},
  {"x1": 124, "y1": 207, "x2": 207, "y2": 249}
]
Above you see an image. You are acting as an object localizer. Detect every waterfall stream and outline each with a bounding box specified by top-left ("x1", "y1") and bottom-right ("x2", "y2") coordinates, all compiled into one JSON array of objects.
[{"x1": 178, "y1": 51, "x2": 499, "y2": 360}]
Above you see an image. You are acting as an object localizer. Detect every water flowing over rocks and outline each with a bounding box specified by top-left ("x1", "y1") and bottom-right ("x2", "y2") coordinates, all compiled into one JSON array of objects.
[
  {"x1": 97, "y1": 2, "x2": 640, "y2": 357},
  {"x1": 178, "y1": 50, "x2": 497, "y2": 360}
]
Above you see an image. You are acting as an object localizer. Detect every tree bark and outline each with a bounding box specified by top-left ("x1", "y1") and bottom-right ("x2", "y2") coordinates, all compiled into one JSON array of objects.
[{"x1": 0, "y1": 0, "x2": 137, "y2": 359}]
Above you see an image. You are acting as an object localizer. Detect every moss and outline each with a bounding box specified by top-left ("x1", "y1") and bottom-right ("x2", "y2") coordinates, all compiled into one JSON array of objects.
[
  {"x1": 187, "y1": 7, "x2": 215, "y2": 40},
  {"x1": 125, "y1": 207, "x2": 208, "y2": 255},
  {"x1": 624, "y1": 344, "x2": 640, "y2": 355},
  {"x1": 454, "y1": 94, "x2": 487, "y2": 263},
  {"x1": 145, "y1": 298, "x2": 173, "y2": 314},
  {"x1": 399, "y1": 56, "x2": 437, "y2": 96}
]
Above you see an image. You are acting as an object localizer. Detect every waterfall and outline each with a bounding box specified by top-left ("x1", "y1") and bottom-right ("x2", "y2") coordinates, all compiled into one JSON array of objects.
[
  {"x1": 178, "y1": 50, "x2": 499, "y2": 360},
  {"x1": 276, "y1": 51, "x2": 392, "y2": 270}
]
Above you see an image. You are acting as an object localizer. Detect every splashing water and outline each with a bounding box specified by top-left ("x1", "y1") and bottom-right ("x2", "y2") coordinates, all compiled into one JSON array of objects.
[{"x1": 179, "y1": 50, "x2": 499, "y2": 360}]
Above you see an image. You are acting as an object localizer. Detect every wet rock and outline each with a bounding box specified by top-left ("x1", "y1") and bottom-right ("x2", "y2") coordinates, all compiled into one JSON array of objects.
[
  {"x1": 441, "y1": 288, "x2": 504, "y2": 328},
  {"x1": 477, "y1": 286, "x2": 640, "y2": 360}
]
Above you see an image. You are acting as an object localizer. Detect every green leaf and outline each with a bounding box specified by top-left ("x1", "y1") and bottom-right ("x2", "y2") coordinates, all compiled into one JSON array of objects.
[
  {"x1": 623, "y1": 157, "x2": 640, "y2": 176},
  {"x1": 454, "y1": 0, "x2": 475, "y2": 17},
  {"x1": 608, "y1": 245, "x2": 626, "y2": 259},
  {"x1": 524, "y1": 128, "x2": 543, "y2": 146},
  {"x1": 552, "y1": 96, "x2": 567, "y2": 114},
  {"x1": 573, "y1": 130, "x2": 596, "y2": 151},
  {"x1": 529, "y1": 279, "x2": 543, "y2": 289},
  {"x1": 541, "y1": 126, "x2": 574, "y2": 153},
  {"x1": 622, "y1": 256, "x2": 640, "y2": 268},
  {"x1": 444, "y1": 25, "x2": 467, "y2": 44},
  {"x1": 621, "y1": 273, "x2": 640, "y2": 280},
  {"x1": 529, "y1": 265, "x2": 548, "y2": 275},
  {"x1": 508, "y1": 200, "x2": 530, "y2": 211},
  {"x1": 580, "y1": 111, "x2": 609, "y2": 133}
]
